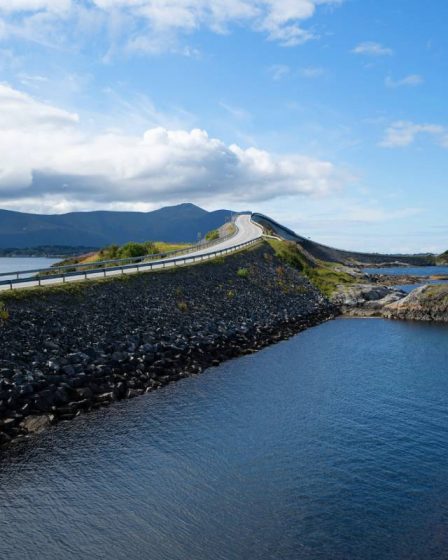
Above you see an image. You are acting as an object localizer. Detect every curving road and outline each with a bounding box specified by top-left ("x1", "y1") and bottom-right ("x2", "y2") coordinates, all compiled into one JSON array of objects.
[
  {"x1": 0, "y1": 213, "x2": 264, "y2": 291},
  {"x1": 189, "y1": 213, "x2": 262, "y2": 255}
]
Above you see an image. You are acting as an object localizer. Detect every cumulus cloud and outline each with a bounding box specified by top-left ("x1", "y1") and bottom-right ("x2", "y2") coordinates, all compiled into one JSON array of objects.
[
  {"x1": 380, "y1": 120, "x2": 448, "y2": 148},
  {"x1": 0, "y1": 84, "x2": 347, "y2": 212},
  {"x1": 0, "y1": 0, "x2": 342, "y2": 52},
  {"x1": 385, "y1": 74, "x2": 423, "y2": 88},
  {"x1": 352, "y1": 42, "x2": 393, "y2": 56}
]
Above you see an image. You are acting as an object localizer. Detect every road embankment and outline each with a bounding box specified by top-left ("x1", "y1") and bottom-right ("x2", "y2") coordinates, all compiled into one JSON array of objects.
[{"x1": 0, "y1": 243, "x2": 336, "y2": 447}]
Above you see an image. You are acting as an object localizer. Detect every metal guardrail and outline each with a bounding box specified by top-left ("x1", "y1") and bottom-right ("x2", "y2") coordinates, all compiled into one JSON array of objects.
[
  {"x1": 0, "y1": 218, "x2": 240, "y2": 284},
  {"x1": 0, "y1": 234, "x2": 261, "y2": 291}
]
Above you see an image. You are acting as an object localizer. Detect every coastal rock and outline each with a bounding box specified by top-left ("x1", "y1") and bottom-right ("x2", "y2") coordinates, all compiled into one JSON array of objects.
[
  {"x1": 20, "y1": 415, "x2": 51, "y2": 434},
  {"x1": 383, "y1": 284, "x2": 448, "y2": 322},
  {"x1": 332, "y1": 284, "x2": 406, "y2": 316}
]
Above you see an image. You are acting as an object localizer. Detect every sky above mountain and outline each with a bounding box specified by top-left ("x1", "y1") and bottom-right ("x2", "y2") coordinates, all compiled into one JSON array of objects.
[{"x1": 0, "y1": 0, "x2": 447, "y2": 252}]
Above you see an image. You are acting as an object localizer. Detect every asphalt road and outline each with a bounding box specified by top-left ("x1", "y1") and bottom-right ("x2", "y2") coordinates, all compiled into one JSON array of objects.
[{"x1": 0, "y1": 214, "x2": 264, "y2": 291}]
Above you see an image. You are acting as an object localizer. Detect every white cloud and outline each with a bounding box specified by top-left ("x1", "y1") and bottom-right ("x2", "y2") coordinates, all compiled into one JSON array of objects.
[
  {"x1": 380, "y1": 120, "x2": 448, "y2": 148},
  {"x1": 385, "y1": 74, "x2": 423, "y2": 88},
  {"x1": 0, "y1": 0, "x2": 70, "y2": 13},
  {"x1": 0, "y1": 0, "x2": 342, "y2": 52},
  {"x1": 219, "y1": 101, "x2": 251, "y2": 120},
  {"x1": 300, "y1": 66, "x2": 324, "y2": 78},
  {"x1": 0, "y1": 84, "x2": 348, "y2": 212},
  {"x1": 268, "y1": 64, "x2": 290, "y2": 81},
  {"x1": 352, "y1": 41, "x2": 393, "y2": 56}
]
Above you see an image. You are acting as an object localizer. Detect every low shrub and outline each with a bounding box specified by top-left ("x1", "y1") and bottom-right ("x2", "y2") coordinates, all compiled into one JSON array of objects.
[
  {"x1": 237, "y1": 267, "x2": 249, "y2": 279},
  {"x1": 205, "y1": 229, "x2": 220, "y2": 241}
]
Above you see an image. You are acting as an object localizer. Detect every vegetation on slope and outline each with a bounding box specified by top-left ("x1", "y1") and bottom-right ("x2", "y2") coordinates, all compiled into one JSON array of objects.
[
  {"x1": 205, "y1": 229, "x2": 220, "y2": 241},
  {"x1": 266, "y1": 239, "x2": 355, "y2": 297},
  {"x1": 437, "y1": 250, "x2": 448, "y2": 265},
  {"x1": 52, "y1": 240, "x2": 192, "y2": 271}
]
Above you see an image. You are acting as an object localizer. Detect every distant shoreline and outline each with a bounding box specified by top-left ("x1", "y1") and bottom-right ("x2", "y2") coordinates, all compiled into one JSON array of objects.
[{"x1": 0, "y1": 246, "x2": 98, "y2": 259}]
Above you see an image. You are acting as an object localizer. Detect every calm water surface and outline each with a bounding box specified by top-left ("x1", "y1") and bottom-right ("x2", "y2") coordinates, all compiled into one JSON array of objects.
[
  {"x1": 363, "y1": 265, "x2": 448, "y2": 293},
  {"x1": 1, "y1": 318, "x2": 448, "y2": 560},
  {"x1": 0, "y1": 257, "x2": 59, "y2": 277}
]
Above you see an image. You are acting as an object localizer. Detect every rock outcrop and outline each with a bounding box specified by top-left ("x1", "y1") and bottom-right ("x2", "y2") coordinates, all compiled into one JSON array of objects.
[
  {"x1": 331, "y1": 284, "x2": 406, "y2": 317},
  {"x1": 383, "y1": 284, "x2": 448, "y2": 322}
]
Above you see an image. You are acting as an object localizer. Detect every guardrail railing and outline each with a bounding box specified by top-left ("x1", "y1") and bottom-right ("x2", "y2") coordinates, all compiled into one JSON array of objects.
[
  {"x1": 0, "y1": 231, "x2": 261, "y2": 291},
  {"x1": 0, "y1": 218, "x2": 240, "y2": 284}
]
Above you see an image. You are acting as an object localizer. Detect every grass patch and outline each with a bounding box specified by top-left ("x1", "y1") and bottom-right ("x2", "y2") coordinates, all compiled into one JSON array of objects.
[
  {"x1": 210, "y1": 256, "x2": 226, "y2": 265},
  {"x1": 267, "y1": 239, "x2": 355, "y2": 297},
  {"x1": 237, "y1": 267, "x2": 250, "y2": 279},
  {"x1": 205, "y1": 229, "x2": 220, "y2": 241},
  {"x1": 0, "y1": 301, "x2": 9, "y2": 322},
  {"x1": 52, "y1": 240, "x2": 192, "y2": 272},
  {"x1": 176, "y1": 301, "x2": 188, "y2": 313}
]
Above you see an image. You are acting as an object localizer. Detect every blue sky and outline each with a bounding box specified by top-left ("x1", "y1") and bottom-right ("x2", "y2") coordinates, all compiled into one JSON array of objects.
[{"x1": 0, "y1": 0, "x2": 447, "y2": 252}]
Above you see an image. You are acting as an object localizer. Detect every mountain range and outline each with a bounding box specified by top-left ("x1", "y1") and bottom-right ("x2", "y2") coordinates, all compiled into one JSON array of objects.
[{"x1": 0, "y1": 204, "x2": 234, "y2": 248}]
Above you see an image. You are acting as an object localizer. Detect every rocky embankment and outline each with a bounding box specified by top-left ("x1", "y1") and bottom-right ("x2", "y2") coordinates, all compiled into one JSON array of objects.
[
  {"x1": 383, "y1": 284, "x2": 448, "y2": 322},
  {"x1": 0, "y1": 244, "x2": 336, "y2": 447}
]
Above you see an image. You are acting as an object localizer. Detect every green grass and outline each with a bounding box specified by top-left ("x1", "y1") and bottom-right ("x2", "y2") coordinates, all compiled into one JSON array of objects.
[
  {"x1": 205, "y1": 229, "x2": 220, "y2": 241},
  {"x1": 0, "y1": 301, "x2": 9, "y2": 322},
  {"x1": 267, "y1": 239, "x2": 355, "y2": 297},
  {"x1": 52, "y1": 240, "x2": 192, "y2": 273},
  {"x1": 237, "y1": 267, "x2": 249, "y2": 278},
  {"x1": 423, "y1": 284, "x2": 448, "y2": 302}
]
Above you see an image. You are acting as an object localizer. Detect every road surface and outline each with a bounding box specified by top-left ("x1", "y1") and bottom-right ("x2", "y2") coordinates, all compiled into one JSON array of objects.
[{"x1": 0, "y1": 214, "x2": 264, "y2": 291}]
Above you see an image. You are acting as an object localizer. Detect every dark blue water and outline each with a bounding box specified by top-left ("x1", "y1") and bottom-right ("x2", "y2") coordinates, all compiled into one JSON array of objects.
[
  {"x1": 1, "y1": 319, "x2": 448, "y2": 560},
  {"x1": 364, "y1": 266, "x2": 448, "y2": 277}
]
